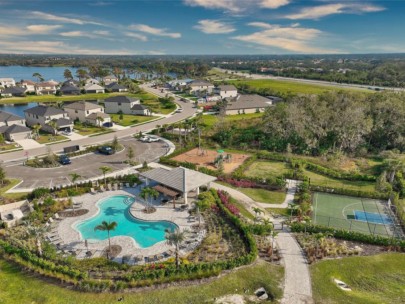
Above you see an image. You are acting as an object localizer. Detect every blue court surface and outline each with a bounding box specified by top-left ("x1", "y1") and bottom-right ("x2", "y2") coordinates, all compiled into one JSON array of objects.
[{"x1": 354, "y1": 211, "x2": 393, "y2": 225}]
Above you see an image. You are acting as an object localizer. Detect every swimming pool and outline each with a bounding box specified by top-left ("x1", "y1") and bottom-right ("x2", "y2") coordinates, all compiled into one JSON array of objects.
[{"x1": 75, "y1": 195, "x2": 177, "y2": 248}]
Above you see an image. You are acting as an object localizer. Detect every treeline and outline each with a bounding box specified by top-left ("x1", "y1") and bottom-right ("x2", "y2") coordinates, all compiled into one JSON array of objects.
[{"x1": 213, "y1": 91, "x2": 405, "y2": 155}]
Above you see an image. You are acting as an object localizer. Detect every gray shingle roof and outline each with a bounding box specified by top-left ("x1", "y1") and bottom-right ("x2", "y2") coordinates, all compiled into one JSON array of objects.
[
  {"x1": 0, "y1": 124, "x2": 31, "y2": 134},
  {"x1": 87, "y1": 112, "x2": 110, "y2": 119},
  {"x1": 106, "y1": 82, "x2": 127, "y2": 90},
  {"x1": 104, "y1": 96, "x2": 139, "y2": 104},
  {"x1": 24, "y1": 105, "x2": 66, "y2": 116},
  {"x1": 56, "y1": 117, "x2": 73, "y2": 127},
  {"x1": 139, "y1": 167, "x2": 217, "y2": 193},
  {"x1": 225, "y1": 94, "x2": 272, "y2": 111},
  {"x1": 131, "y1": 104, "x2": 148, "y2": 111},
  {"x1": 60, "y1": 84, "x2": 80, "y2": 92},
  {"x1": 189, "y1": 80, "x2": 214, "y2": 87},
  {"x1": 0, "y1": 111, "x2": 24, "y2": 123},
  {"x1": 217, "y1": 85, "x2": 237, "y2": 91},
  {"x1": 64, "y1": 101, "x2": 102, "y2": 111},
  {"x1": 1, "y1": 86, "x2": 26, "y2": 95}
]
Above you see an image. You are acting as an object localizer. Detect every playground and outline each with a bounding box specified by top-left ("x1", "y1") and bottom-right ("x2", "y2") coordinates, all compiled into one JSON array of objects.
[{"x1": 172, "y1": 148, "x2": 250, "y2": 174}]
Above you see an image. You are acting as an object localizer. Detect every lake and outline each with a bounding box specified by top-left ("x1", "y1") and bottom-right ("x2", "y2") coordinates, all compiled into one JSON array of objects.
[{"x1": 0, "y1": 66, "x2": 79, "y2": 82}]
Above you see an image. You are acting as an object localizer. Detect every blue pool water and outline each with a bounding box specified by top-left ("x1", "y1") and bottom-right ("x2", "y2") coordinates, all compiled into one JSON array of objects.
[
  {"x1": 75, "y1": 195, "x2": 177, "y2": 248},
  {"x1": 354, "y1": 211, "x2": 393, "y2": 225}
]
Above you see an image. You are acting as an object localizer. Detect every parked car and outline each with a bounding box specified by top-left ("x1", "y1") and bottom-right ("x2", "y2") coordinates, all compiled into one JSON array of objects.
[
  {"x1": 147, "y1": 136, "x2": 160, "y2": 142},
  {"x1": 59, "y1": 154, "x2": 71, "y2": 165},
  {"x1": 98, "y1": 146, "x2": 115, "y2": 155},
  {"x1": 176, "y1": 108, "x2": 183, "y2": 113},
  {"x1": 61, "y1": 130, "x2": 72, "y2": 136},
  {"x1": 140, "y1": 136, "x2": 150, "y2": 142}
]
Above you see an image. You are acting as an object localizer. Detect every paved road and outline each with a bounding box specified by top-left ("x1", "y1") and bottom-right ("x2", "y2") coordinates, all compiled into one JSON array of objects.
[
  {"x1": 5, "y1": 138, "x2": 167, "y2": 190},
  {"x1": 0, "y1": 83, "x2": 197, "y2": 163}
]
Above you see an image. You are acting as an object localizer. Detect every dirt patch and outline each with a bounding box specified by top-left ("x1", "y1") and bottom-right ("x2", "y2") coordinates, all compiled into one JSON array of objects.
[{"x1": 172, "y1": 148, "x2": 250, "y2": 174}]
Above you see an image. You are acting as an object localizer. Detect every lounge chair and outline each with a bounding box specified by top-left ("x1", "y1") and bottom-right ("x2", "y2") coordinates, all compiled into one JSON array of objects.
[
  {"x1": 122, "y1": 255, "x2": 132, "y2": 264},
  {"x1": 125, "y1": 183, "x2": 130, "y2": 188},
  {"x1": 99, "y1": 185, "x2": 106, "y2": 192},
  {"x1": 144, "y1": 256, "x2": 151, "y2": 263},
  {"x1": 113, "y1": 183, "x2": 118, "y2": 191},
  {"x1": 119, "y1": 183, "x2": 123, "y2": 189},
  {"x1": 107, "y1": 184, "x2": 112, "y2": 191},
  {"x1": 134, "y1": 255, "x2": 143, "y2": 263},
  {"x1": 48, "y1": 217, "x2": 54, "y2": 223},
  {"x1": 90, "y1": 187, "x2": 97, "y2": 194},
  {"x1": 54, "y1": 213, "x2": 62, "y2": 220}
]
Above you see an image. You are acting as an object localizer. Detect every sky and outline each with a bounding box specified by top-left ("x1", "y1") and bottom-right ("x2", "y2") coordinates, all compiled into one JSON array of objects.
[{"x1": 0, "y1": 0, "x2": 404, "y2": 55}]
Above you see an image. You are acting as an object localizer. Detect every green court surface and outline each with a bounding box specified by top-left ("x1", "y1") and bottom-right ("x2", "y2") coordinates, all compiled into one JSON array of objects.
[{"x1": 312, "y1": 192, "x2": 399, "y2": 237}]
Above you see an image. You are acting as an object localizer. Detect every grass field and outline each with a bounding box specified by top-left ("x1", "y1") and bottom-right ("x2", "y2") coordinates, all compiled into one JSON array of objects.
[
  {"x1": 201, "y1": 113, "x2": 264, "y2": 128},
  {"x1": 266, "y1": 208, "x2": 291, "y2": 217},
  {"x1": 73, "y1": 124, "x2": 113, "y2": 136},
  {"x1": 35, "y1": 132, "x2": 69, "y2": 145},
  {"x1": 312, "y1": 192, "x2": 399, "y2": 237},
  {"x1": 245, "y1": 160, "x2": 290, "y2": 179},
  {"x1": 0, "y1": 142, "x2": 21, "y2": 153},
  {"x1": 229, "y1": 79, "x2": 372, "y2": 95},
  {"x1": 0, "y1": 179, "x2": 27, "y2": 202},
  {"x1": 239, "y1": 188, "x2": 286, "y2": 204},
  {"x1": 305, "y1": 169, "x2": 376, "y2": 192},
  {"x1": 0, "y1": 259, "x2": 283, "y2": 304},
  {"x1": 231, "y1": 200, "x2": 255, "y2": 220},
  {"x1": 311, "y1": 253, "x2": 405, "y2": 304},
  {"x1": 110, "y1": 114, "x2": 158, "y2": 126}
]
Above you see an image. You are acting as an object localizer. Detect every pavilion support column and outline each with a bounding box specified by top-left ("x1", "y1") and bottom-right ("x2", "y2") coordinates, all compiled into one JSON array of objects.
[
  {"x1": 196, "y1": 187, "x2": 200, "y2": 196},
  {"x1": 184, "y1": 192, "x2": 188, "y2": 205},
  {"x1": 145, "y1": 178, "x2": 149, "y2": 186}
]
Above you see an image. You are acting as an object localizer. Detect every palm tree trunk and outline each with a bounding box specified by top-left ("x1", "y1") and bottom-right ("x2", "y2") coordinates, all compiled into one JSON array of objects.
[
  {"x1": 175, "y1": 244, "x2": 179, "y2": 268},
  {"x1": 108, "y1": 231, "x2": 111, "y2": 258}
]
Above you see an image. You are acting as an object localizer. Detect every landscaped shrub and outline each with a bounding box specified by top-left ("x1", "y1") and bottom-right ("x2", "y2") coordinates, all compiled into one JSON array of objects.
[{"x1": 309, "y1": 185, "x2": 388, "y2": 199}]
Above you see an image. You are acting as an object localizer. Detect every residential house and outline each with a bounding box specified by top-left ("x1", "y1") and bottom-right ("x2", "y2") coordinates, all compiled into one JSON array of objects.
[
  {"x1": 24, "y1": 105, "x2": 73, "y2": 133},
  {"x1": 105, "y1": 82, "x2": 128, "y2": 92},
  {"x1": 59, "y1": 84, "x2": 81, "y2": 95},
  {"x1": 0, "y1": 86, "x2": 26, "y2": 97},
  {"x1": 213, "y1": 85, "x2": 238, "y2": 99},
  {"x1": 84, "y1": 83, "x2": 105, "y2": 94},
  {"x1": 187, "y1": 80, "x2": 214, "y2": 96},
  {"x1": 62, "y1": 79, "x2": 80, "y2": 87},
  {"x1": 20, "y1": 80, "x2": 36, "y2": 93},
  {"x1": 35, "y1": 81, "x2": 58, "y2": 95},
  {"x1": 0, "y1": 111, "x2": 26, "y2": 127},
  {"x1": 64, "y1": 101, "x2": 111, "y2": 126},
  {"x1": 0, "y1": 78, "x2": 16, "y2": 88},
  {"x1": 85, "y1": 78, "x2": 100, "y2": 85},
  {"x1": 104, "y1": 96, "x2": 151, "y2": 116},
  {"x1": 103, "y1": 75, "x2": 118, "y2": 85},
  {"x1": 167, "y1": 79, "x2": 193, "y2": 91},
  {"x1": 224, "y1": 94, "x2": 272, "y2": 115},
  {"x1": 266, "y1": 96, "x2": 284, "y2": 104},
  {"x1": 0, "y1": 124, "x2": 32, "y2": 141}
]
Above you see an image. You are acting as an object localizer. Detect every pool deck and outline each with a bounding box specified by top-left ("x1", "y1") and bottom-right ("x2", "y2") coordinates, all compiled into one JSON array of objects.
[{"x1": 51, "y1": 186, "x2": 205, "y2": 263}]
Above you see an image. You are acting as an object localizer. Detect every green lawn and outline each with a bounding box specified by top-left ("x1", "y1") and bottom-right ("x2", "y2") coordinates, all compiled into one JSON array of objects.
[
  {"x1": 73, "y1": 124, "x2": 113, "y2": 136},
  {"x1": 35, "y1": 132, "x2": 69, "y2": 145},
  {"x1": 305, "y1": 169, "x2": 376, "y2": 192},
  {"x1": 0, "y1": 259, "x2": 283, "y2": 304},
  {"x1": 229, "y1": 79, "x2": 372, "y2": 95},
  {"x1": 0, "y1": 179, "x2": 27, "y2": 202},
  {"x1": 110, "y1": 114, "x2": 158, "y2": 127},
  {"x1": 0, "y1": 142, "x2": 21, "y2": 153},
  {"x1": 266, "y1": 208, "x2": 291, "y2": 217},
  {"x1": 311, "y1": 253, "x2": 405, "y2": 304},
  {"x1": 239, "y1": 188, "x2": 286, "y2": 204},
  {"x1": 201, "y1": 112, "x2": 264, "y2": 128},
  {"x1": 245, "y1": 160, "x2": 290, "y2": 179},
  {"x1": 231, "y1": 199, "x2": 255, "y2": 220}
]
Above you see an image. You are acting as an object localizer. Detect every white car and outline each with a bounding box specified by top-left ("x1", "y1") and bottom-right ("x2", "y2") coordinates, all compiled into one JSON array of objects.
[
  {"x1": 140, "y1": 136, "x2": 150, "y2": 142},
  {"x1": 176, "y1": 108, "x2": 183, "y2": 113},
  {"x1": 147, "y1": 136, "x2": 160, "y2": 142}
]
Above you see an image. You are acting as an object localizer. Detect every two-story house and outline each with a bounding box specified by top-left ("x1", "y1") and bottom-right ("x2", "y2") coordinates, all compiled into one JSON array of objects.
[
  {"x1": 187, "y1": 80, "x2": 214, "y2": 96},
  {"x1": 24, "y1": 105, "x2": 73, "y2": 133},
  {"x1": 20, "y1": 80, "x2": 36, "y2": 93},
  {"x1": 104, "y1": 96, "x2": 150, "y2": 116},
  {"x1": 0, "y1": 111, "x2": 26, "y2": 127},
  {"x1": 64, "y1": 101, "x2": 111, "y2": 126},
  {"x1": 35, "y1": 82, "x2": 58, "y2": 95},
  {"x1": 105, "y1": 82, "x2": 128, "y2": 93},
  {"x1": 0, "y1": 78, "x2": 16, "y2": 88},
  {"x1": 0, "y1": 111, "x2": 31, "y2": 141},
  {"x1": 213, "y1": 85, "x2": 238, "y2": 99},
  {"x1": 103, "y1": 75, "x2": 118, "y2": 85},
  {"x1": 0, "y1": 86, "x2": 26, "y2": 97},
  {"x1": 84, "y1": 83, "x2": 105, "y2": 94},
  {"x1": 85, "y1": 78, "x2": 100, "y2": 85}
]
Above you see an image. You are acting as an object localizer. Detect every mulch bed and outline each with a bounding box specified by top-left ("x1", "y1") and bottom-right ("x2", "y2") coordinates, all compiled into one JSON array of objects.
[
  {"x1": 143, "y1": 207, "x2": 156, "y2": 214},
  {"x1": 59, "y1": 209, "x2": 89, "y2": 217}
]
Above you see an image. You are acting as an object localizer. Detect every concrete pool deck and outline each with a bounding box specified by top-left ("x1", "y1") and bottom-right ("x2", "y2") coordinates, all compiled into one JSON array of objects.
[{"x1": 51, "y1": 186, "x2": 205, "y2": 263}]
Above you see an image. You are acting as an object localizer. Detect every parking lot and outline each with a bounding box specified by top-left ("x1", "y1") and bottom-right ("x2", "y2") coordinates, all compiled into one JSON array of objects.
[{"x1": 5, "y1": 137, "x2": 169, "y2": 190}]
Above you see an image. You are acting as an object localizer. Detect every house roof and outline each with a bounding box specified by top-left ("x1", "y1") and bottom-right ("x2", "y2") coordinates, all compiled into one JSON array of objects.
[
  {"x1": 103, "y1": 75, "x2": 118, "y2": 79},
  {"x1": 225, "y1": 94, "x2": 272, "y2": 111},
  {"x1": 106, "y1": 82, "x2": 127, "y2": 90},
  {"x1": 24, "y1": 105, "x2": 66, "y2": 116},
  {"x1": 55, "y1": 117, "x2": 73, "y2": 127},
  {"x1": 1, "y1": 86, "x2": 26, "y2": 94},
  {"x1": 189, "y1": 80, "x2": 214, "y2": 87},
  {"x1": 104, "y1": 96, "x2": 139, "y2": 104},
  {"x1": 87, "y1": 112, "x2": 110, "y2": 120},
  {"x1": 62, "y1": 79, "x2": 80, "y2": 86},
  {"x1": 64, "y1": 101, "x2": 102, "y2": 111},
  {"x1": 139, "y1": 167, "x2": 217, "y2": 193},
  {"x1": 85, "y1": 78, "x2": 99, "y2": 84},
  {"x1": 60, "y1": 84, "x2": 80, "y2": 92},
  {"x1": 0, "y1": 124, "x2": 31, "y2": 134},
  {"x1": 84, "y1": 83, "x2": 104, "y2": 91},
  {"x1": 0, "y1": 78, "x2": 15, "y2": 82},
  {"x1": 36, "y1": 81, "x2": 57, "y2": 87},
  {"x1": 0, "y1": 111, "x2": 24, "y2": 123},
  {"x1": 217, "y1": 85, "x2": 237, "y2": 91},
  {"x1": 21, "y1": 80, "x2": 36, "y2": 85},
  {"x1": 131, "y1": 104, "x2": 148, "y2": 111}
]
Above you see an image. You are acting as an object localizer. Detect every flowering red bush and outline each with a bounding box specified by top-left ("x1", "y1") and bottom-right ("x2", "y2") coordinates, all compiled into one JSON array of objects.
[
  {"x1": 203, "y1": 105, "x2": 213, "y2": 112},
  {"x1": 217, "y1": 190, "x2": 240, "y2": 216}
]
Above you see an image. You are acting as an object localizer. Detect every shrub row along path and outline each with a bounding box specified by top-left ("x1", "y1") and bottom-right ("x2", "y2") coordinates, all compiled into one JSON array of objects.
[
  {"x1": 258, "y1": 179, "x2": 301, "y2": 209},
  {"x1": 211, "y1": 181, "x2": 313, "y2": 304}
]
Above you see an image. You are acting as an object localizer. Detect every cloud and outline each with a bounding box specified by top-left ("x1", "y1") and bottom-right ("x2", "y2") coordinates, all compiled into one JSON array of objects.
[
  {"x1": 93, "y1": 30, "x2": 110, "y2": 36},
  {"x1": 60, "y1": 30, "x2": 116, "y2": 40},
  {"x1": 194, "y1": 20, "x2": 235, "y2": 34},
  {"x1": 285, "y1": 3, "x2": 385, "y2": 20},
  {"x1": 26, "y1": 24, "x2": 62, "y2": 34},
  {"x1": 124, "y1": 32, "x2": 148, "y2": 41},
  {"x1": 88, "y1": 1, "x2": 114, "y2": 6},
  {"x1": 28, "y1": 11, "x2": 103, "y2": 25},
  {"x1": 129, "y1": 24, "x2": 181, "y2": 38},
  {"x1": 184, "y1": 0, "x2": 289, "y2": 13},
  {"x1": 233, "y1": 22, "x2": 338, "y2": 53}
]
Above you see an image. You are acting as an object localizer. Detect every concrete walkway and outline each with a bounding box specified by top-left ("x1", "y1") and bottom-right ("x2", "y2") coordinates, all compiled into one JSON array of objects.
[{"x1": 211, "y1": 181, "x2": 313, "y2": 304}]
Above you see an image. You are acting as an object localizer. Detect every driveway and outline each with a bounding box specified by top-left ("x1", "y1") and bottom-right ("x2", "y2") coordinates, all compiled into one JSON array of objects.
[
  {"x1": 5, "y1": 137, "x2": 168, "y2": 190},
  {"x1": 14, "y1": 139, "x2": 44, "y2": 150}
]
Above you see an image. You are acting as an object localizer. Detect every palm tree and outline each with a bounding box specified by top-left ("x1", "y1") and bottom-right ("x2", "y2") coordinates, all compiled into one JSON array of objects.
[
  {"x1": 383, "y1": 158, "x2": 405, "y2": 184},
  {"x1": 69, "y1": 173, "x2": 81, "y2": 190},
  {"x1": 269, "y1": 230, "x2": 279, "y2": 258},
  {"x1": 32, "y1": 124, "x2": 42, "y2": 139},
  {"x1": 252, "y1": 207, "x2": 263, "y2": 222},
  {"x1": 24, "y1": 220, "x2": 46, "y2": 257},
  {"x1": 75, "y1": 69, "x2": 88, "y2": 82},
  {"x1": 94, "y1": 221, "x2": 117, "y2": 258},
  {"x1": 140, "y1": 187, "x2": 159, "y2": 212},
  {"x1": 99, "y1": 166, "x2": 111, "y2": 186},
  {"x1": 165, "y1": 229, "x2": 186, "y2": 268},
  {"x1": 63, "y1": 69, "x2": 73, "y2": 80},
  {"x1": 96, "y1": 116, "x2": 104, "y2": 127},
  {"x1": 47, "y1": 120, "x2": 58, "y2": 136},
  {"x1": 32, "y1": 72, "x2": 44, "y2": 83}
]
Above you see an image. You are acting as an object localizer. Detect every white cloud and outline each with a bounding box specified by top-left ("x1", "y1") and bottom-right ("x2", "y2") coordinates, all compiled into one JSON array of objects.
[
  {"x1": 194, "y1": 20, "x2": 235, "y2": 34},
  {"x1": 28, "y1": 11, "x2": 103, "y2": 25},
  {"x1": 93, "y1": 30, "x2": 110, "y2": 36},
  {"x1": 60, "y1": 31, "x2": 91, "y2": 38},
  {"x1": 285, "y1": 3, "x2": 385, "y2": 20},
  {"x1": 184, "y1": 0, "x2": 289, "y2": 13},
  {"x1": 233, "y1": 22, "x2": 338, "y2": 53},
  {"x1": 129, "y1": 24, "x2": 181, "y2": 38},
  {"x1": 26, "y1": 24, "x2": 62, "y2": 34},
  {"x1": 124, "y1": 32, "x2": 148, "y2": 41}
]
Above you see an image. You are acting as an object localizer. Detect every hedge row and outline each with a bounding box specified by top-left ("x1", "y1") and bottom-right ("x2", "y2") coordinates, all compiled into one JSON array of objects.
[
  {"x1": 290, "y1": 223, "x2": 405, "y2": 250},
  {"x1": 309, "y1": 185, "x2": 389, "y2": 200}
]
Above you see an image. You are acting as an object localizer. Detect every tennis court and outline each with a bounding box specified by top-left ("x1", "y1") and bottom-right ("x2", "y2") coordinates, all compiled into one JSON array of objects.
[{"x1": 312, "y1": 192, "x2": 403, "y2": 238}]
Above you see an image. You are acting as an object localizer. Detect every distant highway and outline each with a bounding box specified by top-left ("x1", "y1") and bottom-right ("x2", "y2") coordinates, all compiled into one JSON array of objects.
[{"x1": 214, "y1": 68, "x2": 405, "y2": 92}]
